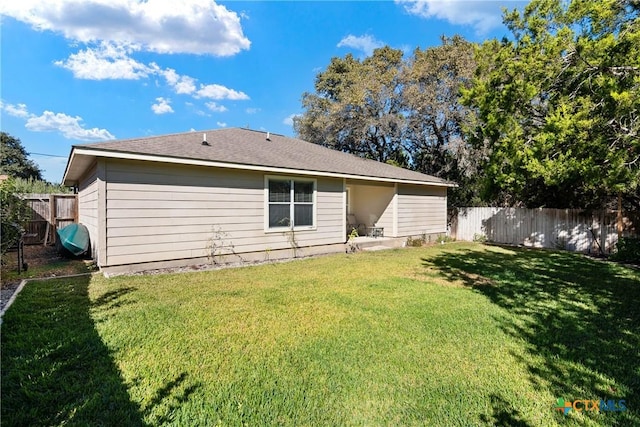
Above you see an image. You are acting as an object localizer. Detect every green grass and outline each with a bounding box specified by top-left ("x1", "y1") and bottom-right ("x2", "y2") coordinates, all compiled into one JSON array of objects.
[{"x1": 2, "y1": 243, "x2": 639, "y2": 426}]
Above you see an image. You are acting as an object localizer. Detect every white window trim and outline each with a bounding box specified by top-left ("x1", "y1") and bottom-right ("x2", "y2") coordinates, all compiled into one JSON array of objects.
[{"x1": 264, "y1": 175, "x2": 317, "y2": 233}]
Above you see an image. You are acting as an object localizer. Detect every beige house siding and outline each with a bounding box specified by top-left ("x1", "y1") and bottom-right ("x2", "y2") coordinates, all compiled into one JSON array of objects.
[
  {"x1": 77, "y1": 162, "x2": 99, "y2": 259},
  {"x1": 396, "y1": 184, "x2": 447, "y2": 236},
  {"x1": 102, "y1": 159, "x2": 344, "y2": 267}
]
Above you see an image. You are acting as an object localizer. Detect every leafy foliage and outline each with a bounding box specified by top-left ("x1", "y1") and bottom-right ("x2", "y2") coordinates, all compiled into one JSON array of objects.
[
  {"x1": 0, "y1": 178, "x2": 30, "y2": 255},
  {"x1": 11, "y1": 177, "x2": 71, "y2": 194},
  {"x1": 295, "y1": 47, "x2": 407, "y2": 165},
  {"x1": 464, "y1": 0, "x2": 640, "y2": 208},
  {"x1": 403, "y1": 36, "x2": 485, "y2": 207},
  {"x1": 403, "y1": 37, "x2": 477, "y2": 178},
  {"x1": 296, "y1": 2, "x2": 639, "y2": 210},
  {"x1": 611, "y1": 236, "x2": 640, "y2": 263},
  {"x1": 295, "y1": 40, "x2": 482, "y2": 207},
  {"x1": 0, "y1": 132, "x2": 42, "y2": 180}
]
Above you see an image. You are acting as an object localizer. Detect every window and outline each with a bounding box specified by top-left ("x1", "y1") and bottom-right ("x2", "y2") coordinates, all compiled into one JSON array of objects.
[{"x1": 267, "y1": 178, "x2": 315, "y2": 229}]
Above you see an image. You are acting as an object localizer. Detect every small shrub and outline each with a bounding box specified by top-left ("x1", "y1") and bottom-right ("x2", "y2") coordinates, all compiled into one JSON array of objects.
[
  {"x1": 406, "y1": 236, "x2": 425, "y2": 247},
  {"x1": 436, "y1": 235, "x2": 455, "y2": 244},
  {"x1": 1, "y1": 178, "x2": 30, "y2": 255},
  {"x1": 611, "y1": 237, "x2": 640, "y2": 264},
  {"x1": 12, "y1": 177, "x2": 71, "y2": 194},
  {"x1": 473, "y1": 233, "x2": 487, "y2": 243},
  {"x1": 207, "y1": 225, "x2": 241, "y2": 265},
  {"x1": 346, "y1": 228, "x2": 360, "y2": 253}
]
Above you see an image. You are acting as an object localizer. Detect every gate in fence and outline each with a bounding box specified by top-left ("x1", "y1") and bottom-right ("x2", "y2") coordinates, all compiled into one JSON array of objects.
[{"x1": 24, "y1": 194, "x2": 77, "y2": 245}]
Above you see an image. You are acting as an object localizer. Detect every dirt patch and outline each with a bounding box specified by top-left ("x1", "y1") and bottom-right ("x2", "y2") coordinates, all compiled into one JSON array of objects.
[
  {"x1": 1, "y1": 245, "x2": 95, "y2": 312},
  {"x1": 4, "y1": 245, "x2": 62, "y2": 271}
]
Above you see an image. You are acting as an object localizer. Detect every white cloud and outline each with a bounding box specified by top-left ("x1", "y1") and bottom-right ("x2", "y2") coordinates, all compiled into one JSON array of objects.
[
  {"x1": 151, "y1": 97, "x2": 174, "y2": 114},
  {"x1": 396, "y1": 0, "x2": 505, "y2": 34},
  {"x1": 162, "y1": 68, "x2": 197, "y2": 94},
  {"x1": 54, "y1": 46, "x2": 251, "y2": 105},
  {"x1": 158, "y1": 68, "x2": 249, "y2": 102},
  {"x1": 55, "y1": 42, "x2": 152, "y2": 80},
  {"x1": 216, "y1": 121, "x2": 227, "y2": 127},
  {"x1": 2, "y1": 100, "x2": 114, "y2": 141},
  {"x1": 1, "y1": 101, "x2": 30, "y2": 118},
  {"x1": 205, "y1": 102, "x2": 228, "y2": 113},
  {"x1": 0, "y1": 0, "x2": 250, "y2": 56},
  {"x1": 283, "y1": 113, "x2": 300, "y2": 126},
  {"x1": 26, "y1": 111, "x2": 115, "y2": 141},
  {"x1": 246, "y1": 107, "x2": 260, "y2": 114},
  {"x1": 196, "y1": 83, "x2": 249, "y2": 100},
  {"x1": 337, "y1": 34, "x2": 384, "y2": 56}
]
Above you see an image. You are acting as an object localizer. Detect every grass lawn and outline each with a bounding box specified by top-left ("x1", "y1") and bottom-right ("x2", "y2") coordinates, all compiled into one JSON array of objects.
[{"x1": 2, "y1": 243, "x2": 638, "y2": 426}]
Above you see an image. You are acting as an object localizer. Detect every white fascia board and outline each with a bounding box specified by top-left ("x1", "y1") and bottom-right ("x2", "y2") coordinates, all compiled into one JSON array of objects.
[
  {"x1": 70, "y1": 148, "x2": 457, "y2": 188},
  {"x1": 62, "y1": 150, "x2": 78, "y2": 185}
]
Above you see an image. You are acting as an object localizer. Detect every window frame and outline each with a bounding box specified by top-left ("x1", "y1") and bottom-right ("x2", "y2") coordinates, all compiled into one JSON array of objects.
[{"x1": 264, "y1": 175, "x2": 317, "y2": 232}]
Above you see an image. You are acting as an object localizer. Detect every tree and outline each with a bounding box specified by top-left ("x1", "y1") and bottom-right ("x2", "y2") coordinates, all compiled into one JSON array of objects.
[
  {"x1": 1, "y1": 132, "x2": 43, "y2": 180},
  {"x1": 295, "y1": 39, "x2": 485, "y2": 207},
  {"x1": 402, "y1": 35, "x2": 484, "y2": 207},
  {"x1": 464, "y1": 0, "x2": 640, "y2": 209},
  {"x1": 294, "y1": 47, "x2": 408, "y2": 165}
]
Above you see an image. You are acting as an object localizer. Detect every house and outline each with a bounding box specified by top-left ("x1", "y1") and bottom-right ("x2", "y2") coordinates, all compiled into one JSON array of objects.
[{"x1": 62, "y1": 128, "x2": 454, "y2": 273}]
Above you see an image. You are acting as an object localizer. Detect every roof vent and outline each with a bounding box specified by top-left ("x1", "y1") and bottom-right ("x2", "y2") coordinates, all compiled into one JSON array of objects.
[
  {"x1": 266, "y1": 132, "x2": 271, "y2": 141},
  {"x1": 202, "y1": 133, "x2": 210, "y2": 146}
]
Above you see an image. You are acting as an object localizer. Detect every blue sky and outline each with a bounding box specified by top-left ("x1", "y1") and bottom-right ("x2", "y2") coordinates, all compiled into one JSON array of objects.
[{"x1": 1, "y1": 1, "x2": 522, "y2": 183}]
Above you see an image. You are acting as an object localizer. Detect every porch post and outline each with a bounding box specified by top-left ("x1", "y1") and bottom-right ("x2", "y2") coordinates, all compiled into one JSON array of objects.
[
  {"x1": 342, "y1": 178, "x2": 347, "y2": 240},
  {"x1": 392, "y1": 183, "x2": 398, "y2": 237}
]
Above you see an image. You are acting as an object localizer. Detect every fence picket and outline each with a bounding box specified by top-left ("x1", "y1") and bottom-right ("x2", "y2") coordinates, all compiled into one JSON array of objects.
[{"x1": 451, "y1": 207, "x2": 638, "y2": 253}]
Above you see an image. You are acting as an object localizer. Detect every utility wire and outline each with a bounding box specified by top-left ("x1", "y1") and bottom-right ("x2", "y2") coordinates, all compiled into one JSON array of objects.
[{"x1": 30, "y1": 152, "x2": 67, "y2": 158}]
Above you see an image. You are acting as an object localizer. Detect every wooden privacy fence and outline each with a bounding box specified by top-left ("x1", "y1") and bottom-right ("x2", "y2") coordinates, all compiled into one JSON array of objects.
[
  {"x1": 23, "y1": 194, "x2": 77, "y2": 245},
  {"x1": 450, "y1": 207, "x2": 638, "y2": 254}
]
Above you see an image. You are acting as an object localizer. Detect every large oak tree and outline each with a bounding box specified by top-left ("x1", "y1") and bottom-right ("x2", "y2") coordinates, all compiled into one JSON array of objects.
[
  {"x1": 402, "y1": 36, "x2": 481, "y2": 206},
  {"x1": 295, "y1": 47, "x2": 407, "y2": 165},
  {"x1": 294, "y1": 40, "x2": 481, "y2": 207}
]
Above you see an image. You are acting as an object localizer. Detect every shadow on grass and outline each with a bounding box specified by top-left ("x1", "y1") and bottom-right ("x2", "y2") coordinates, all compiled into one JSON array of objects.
[
  {"x1": 140, "y1": 372, "x2": 203, "y2": 425},
  {"x1": 1, "y1": 276, "x2": 144, "y2": 426},
  {"x1": 92, "y1": 286, "x2": 139, "y2": 313},
  {"x1": 1, "y1": 277, "x2": 200, "y2": 426},
  {"x1": 424, "y1": 245, "x2": 640, "y2": 425},
  {"x1": 480, "y1": 394, "x2": 530, "y2": 427}
]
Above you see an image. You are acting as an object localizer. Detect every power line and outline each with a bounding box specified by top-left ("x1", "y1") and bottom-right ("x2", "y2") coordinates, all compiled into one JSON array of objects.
[{"x1": 30, "y1": 152, "x2": 67, "y2": 158}]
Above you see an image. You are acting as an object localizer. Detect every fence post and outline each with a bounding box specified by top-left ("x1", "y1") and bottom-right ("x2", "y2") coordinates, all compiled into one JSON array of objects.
[{"x1": 49, "y1": 195, "x2": 56, "y2": 245}]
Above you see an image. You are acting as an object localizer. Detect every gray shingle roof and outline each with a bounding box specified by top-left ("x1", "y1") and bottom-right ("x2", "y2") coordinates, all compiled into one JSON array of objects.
[{"x1": 71, "y1": 128, "x2": 452, "y2": 185}]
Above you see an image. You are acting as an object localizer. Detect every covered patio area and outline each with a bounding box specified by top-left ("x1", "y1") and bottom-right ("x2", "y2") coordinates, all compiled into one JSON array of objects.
[
  {"x1": 346, "y1": 180, "x2": 395, "y2": 238},
  {"x1": 343, "y1": 178, "x2": 448, "y2": 242}
]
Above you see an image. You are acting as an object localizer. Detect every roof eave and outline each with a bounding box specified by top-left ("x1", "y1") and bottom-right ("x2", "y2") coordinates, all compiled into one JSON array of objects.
[
  {"x1": 65, "y1": 147, "x2": 457, "y2": 187},
  {"x1": 62, "y1": 148, "x2": 78, "y2": 186}
]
